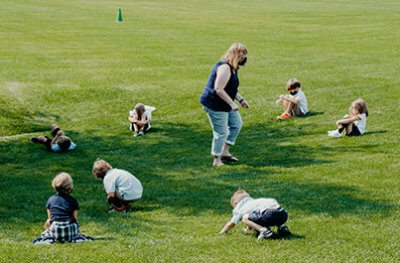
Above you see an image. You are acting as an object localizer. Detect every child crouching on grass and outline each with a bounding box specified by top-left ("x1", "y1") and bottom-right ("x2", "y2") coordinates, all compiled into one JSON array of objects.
[
  {"x1": 219, "y1": 189, "x2": 291, "y2": 240},
  {"x1": 33, "y1": 173, "x2": 92, "y2": 244},
  {"x1": 276, "y1": 78, "x2": 308, "y2": 120},
  {"x1": 30, "y1": 124, "x2": 76, "y2": 153},
  {"x1": 128, "y1": 103, "x2": 156, "y2": 137},
  {"x1": 328, "y1": 98, "x2": 368, "y2": 138},
  {"x1": 93, "y1": 159, "x2": 143, "y2": 213}
]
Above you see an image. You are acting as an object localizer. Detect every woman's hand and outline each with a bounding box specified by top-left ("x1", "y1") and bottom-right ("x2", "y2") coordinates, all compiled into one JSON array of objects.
[
  {"x1": 231, "y1": 103, "x2": 239, "y2": 111},
  {"x1": 240, "y1": 99, "x2": 250, "y2": 109}
]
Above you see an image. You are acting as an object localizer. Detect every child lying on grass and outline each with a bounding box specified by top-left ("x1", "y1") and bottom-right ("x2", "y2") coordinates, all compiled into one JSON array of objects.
[
  {"x1": 328, "y1": 98, "x2": 368, "y2": 138},
  {"x1": 93, "y1": 159, "x2": 143, "y2": 212},
  {"x1": 128, "y1": 103, "x2": 156, "y2": 137},
  {"x1": 30, "y1": 124, "x2": 76, "y2": 152},
  {"x1": 33, "y1": 173, "x2": 92, "y2": 244},
  {"x1": 219, "y1": 189, "x2": 291, "y2": 240},
  {"x1": 276, "y1": 78, "x2": 308, "y2": 120}
]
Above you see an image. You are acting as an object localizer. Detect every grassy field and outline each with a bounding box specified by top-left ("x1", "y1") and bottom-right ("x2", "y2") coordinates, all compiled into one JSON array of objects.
[{"x1": 1, "y1": 0, "x2": 400, "y2": 261}]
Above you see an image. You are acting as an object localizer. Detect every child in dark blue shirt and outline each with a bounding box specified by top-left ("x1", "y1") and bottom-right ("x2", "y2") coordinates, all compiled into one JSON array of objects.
[{"x1": 33, "y1": 173, "x2": 92, "y2": 244}]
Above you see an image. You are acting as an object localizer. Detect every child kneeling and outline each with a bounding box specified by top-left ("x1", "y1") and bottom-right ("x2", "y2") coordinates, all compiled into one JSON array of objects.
[
  {"x1": 93, "y1": 159, "x2": 143, "y2": 212},
  {"x1": 33, "y1": 173, "x2": 92, "y2": 244},
  {"x1": 328, "y1": 98, "x2": 368, "y2": 138},
  {"x1": 31, "y1": 124, "x2": 76, "y2": 153},
  {"x1": 219, "y1": 189, "x2": 291, "y2": 240}
]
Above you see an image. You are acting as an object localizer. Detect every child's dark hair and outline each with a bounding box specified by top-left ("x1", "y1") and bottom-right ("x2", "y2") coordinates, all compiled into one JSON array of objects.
[
  {"x1": 286, "y1": 78, "x2": 301, "y2": 90},
  {"x1": 352, "y1": 98, "x2": 369, "y2": 117},
  {"x1": 57, "y1": 136, "x2": 71, "y2": 151}
]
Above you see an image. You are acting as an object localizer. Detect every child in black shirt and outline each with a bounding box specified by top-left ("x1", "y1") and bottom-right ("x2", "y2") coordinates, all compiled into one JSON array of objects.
[{"x1": 33, "y1": 173, "x2": 92, "y2": 244}]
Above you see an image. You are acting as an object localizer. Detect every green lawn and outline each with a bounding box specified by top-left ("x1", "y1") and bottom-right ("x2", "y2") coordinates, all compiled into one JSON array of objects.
[{"x1": 1, "y1": 0, "x2": 400, "y2": 261}]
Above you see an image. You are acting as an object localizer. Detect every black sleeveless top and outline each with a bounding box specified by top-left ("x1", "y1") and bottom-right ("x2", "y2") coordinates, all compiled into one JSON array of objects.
[{"x1": 200, "y1": 61, "x2": 239, "y2": 112}]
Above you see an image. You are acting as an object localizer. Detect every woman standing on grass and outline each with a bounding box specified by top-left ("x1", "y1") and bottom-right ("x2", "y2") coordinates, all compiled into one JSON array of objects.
[{"x1": 200, "y1": 43, "x2": 250, "y2": 166}]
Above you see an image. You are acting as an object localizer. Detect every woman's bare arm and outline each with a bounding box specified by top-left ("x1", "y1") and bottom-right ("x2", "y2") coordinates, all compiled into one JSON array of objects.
[{"x1": 215, "y1": 64, "x2": 238, "y2": 111}]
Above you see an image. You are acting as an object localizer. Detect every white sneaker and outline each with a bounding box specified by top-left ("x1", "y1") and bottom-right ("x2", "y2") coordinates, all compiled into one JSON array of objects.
[
  {"x1": 328, "y1": 130, "x2": 342, "y2": 138},
  {"x1": 257, "y1": 228, "x2": 274, "y2": 240}
]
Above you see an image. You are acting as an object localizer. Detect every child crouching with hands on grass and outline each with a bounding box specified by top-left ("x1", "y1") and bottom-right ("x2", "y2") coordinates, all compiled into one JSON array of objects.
[
  {"x1": 33, "y1": 173, "x2": 92, "y2": 244},
  {"x1": 219, "y1": 189, "x2": 291, "y2": 240},
  {"x1": 328, "y1": 98, "x2": 368, "y2": 138}
]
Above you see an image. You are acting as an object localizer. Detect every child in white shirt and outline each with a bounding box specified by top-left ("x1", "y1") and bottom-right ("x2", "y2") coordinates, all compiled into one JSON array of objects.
[
  {"x1": 276, "y1": 78, "x2": 308, "y2": 120},
  {"x1": 328, "y1": 98, "x2": 368, "y2": 138},
  {"x1": 92, "y1": 159, "x2": 143, "y2": 212},
  {"x1": 128, "y1": 103, "x2": 156, "y2": 137},
  {"x1": 219, "y1": 189, "x2": 291, "y2": 240}
]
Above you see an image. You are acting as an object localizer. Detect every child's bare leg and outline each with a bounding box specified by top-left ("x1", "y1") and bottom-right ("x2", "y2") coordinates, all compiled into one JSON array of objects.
[
  {"x1": 345, "y1": 123, "x2": 354, "y2": 135},
  {"x1": 242, "y1": 214, "x2": 264, "y2": 232},
  {"x1": 283, "y1": 100, "x2": 295, "y2": 115},
  {"x1": 36, "y1": 136, "x2": 48, "y2": 143},
  {"x1": 133, "y1": 124, "x2": 139, "y2": 133}
]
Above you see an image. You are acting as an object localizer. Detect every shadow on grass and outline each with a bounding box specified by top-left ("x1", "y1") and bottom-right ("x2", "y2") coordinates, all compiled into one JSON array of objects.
[
  {"x1": 0, "y1": 121, "x2": 396, "y2": 238},
  {"x1": 364, "y1": 130, "x2": 388, "y2": 135},
  {"x1": 299, "y1": 111, "x2": 324, "y2": 118}
]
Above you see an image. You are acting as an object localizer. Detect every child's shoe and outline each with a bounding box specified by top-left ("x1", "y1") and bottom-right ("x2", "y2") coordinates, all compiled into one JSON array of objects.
[
  {"x1": 133, "y1": 132, "x2": 139, "y2": 137},
  {"x1": 257, "y1": 227, "x2": 274, "y2": 240},
  {"x1": 277, "y1": 112, "x2": 291, "y2": 120},
  {"x1": 278, "y1": 225, "x2": 292, "y2": 237},
  {"x1": 30, "y1": 137, "x2": 40, "y2": 143},
  {"x1": 138, "y1": 131, "x2": 144, "y2": 136},
  {"x1": 328, "y1": 130, "x2": 342, "y2": 138}
]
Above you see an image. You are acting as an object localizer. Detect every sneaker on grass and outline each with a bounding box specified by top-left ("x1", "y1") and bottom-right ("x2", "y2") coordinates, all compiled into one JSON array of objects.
[
  {"x1": 257, "y1": 228, "x2": 274, "y2": 240},
  {"x1": 328, "y1": 130, "x2": 342, "y2": 138},
  {"x1": 277, "y1": 112, "x2": 291, "y2": 120},
  {"x1": 278, "y1": 225, "x2": 292, "y2": 237}
]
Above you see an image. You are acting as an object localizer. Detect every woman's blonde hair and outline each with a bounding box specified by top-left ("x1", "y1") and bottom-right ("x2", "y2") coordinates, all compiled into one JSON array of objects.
[
  {"x1": 52, "y1": 172, "x2": 73, "y2": 194},
  {"x1": 92, "y1": 159, "x2": 113, "y2": 179},
  {"x1": 351, "y1": 98, "x2": 369, "y2": 117},
  {"x1": 286, "y1": 78, "x2": 301, "y2": 90},
  {"x1": 230, "y1": 189, "x2": 250, "y2": 207},
  {"x1": 221, "y1": 43, "x2": 248, "y2": 71}
]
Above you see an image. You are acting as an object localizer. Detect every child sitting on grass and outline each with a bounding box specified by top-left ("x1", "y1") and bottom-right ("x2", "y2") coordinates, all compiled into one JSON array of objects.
[
  {"x1": 30, "y1": 124, "x2": 76, "y2": 153},
  {"x1": 219, "y1": 189, "x2": 291, "y2": 240},
  {"x1": 276, "y1": 78, "x2": 308, "y2": 120},
  {"x1": 128, "y1": 103, "x2": 156, "y2": 137},
  {"x1": 33, "y1": 173, "x2": 92, "y2": 244},
  {"x1": 92, "y1": 159, "x2": 143, "y2": 212},
  {"x1": 328, "y1": 98, "x2": 368, "y2": 138}
]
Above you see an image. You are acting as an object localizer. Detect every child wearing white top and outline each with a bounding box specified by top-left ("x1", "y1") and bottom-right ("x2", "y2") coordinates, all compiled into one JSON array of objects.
[
  {"x1": 219, "y1": 189, "x2": 291, "y2": 240},
  {"x1": 276, "y1": 78, "x2": 308, "y2": 120},
  {"x1": 92, "y1": 159, "x2": 143, "y2": 212},
  {"x1": 128, "y1": 103, "x2": 156, "y2": 137},
  {"x1": 328, "y1": 98, "x2": 369, "y2": 138}
]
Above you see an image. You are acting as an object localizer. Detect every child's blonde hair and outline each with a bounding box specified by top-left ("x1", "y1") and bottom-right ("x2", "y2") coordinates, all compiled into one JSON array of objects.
[
  {"x1": 92, "y1": 159, "x2": 113, "y2": 179},
  {"x1": 351, "y1": 98, "x2": 369, "y2": 117},
  {"x1": 134, "y1": 103, "x2": 145, "y2": 115},
  {"x1": 52, "y1": 172, "x2": 73, "y2": 194},
  {"x1": 230, "y1": 189, "x2": 250, "y2": 207},
  {"x1": 286, "y1": 78, "x2": 301, "y2": 90},
  {"x1": 221, "y1": 43, "x2": 248, "y2": 71}
]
